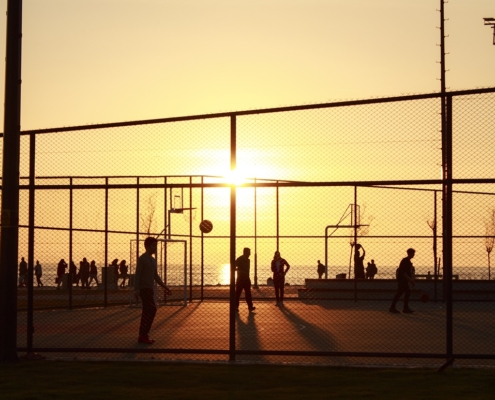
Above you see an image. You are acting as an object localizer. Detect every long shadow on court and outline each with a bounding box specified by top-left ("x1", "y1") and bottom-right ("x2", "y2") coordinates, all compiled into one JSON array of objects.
[
  {"x1": 278, "y1": 305, "x2": 341, "y2": 354},
  {"x1": 236, "y1": 311, "x2": 266, "y2": 363}
]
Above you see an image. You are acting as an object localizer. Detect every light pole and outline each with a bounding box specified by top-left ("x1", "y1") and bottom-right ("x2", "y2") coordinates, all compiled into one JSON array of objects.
[{"x1": 484, "y1": 17, "x2": 495, "y2": 45}]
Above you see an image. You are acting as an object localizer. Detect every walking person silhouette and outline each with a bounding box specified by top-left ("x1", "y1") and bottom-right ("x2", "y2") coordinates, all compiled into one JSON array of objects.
[{"x1": 389, "y1": 248, "x2": 416, "y2": 314}]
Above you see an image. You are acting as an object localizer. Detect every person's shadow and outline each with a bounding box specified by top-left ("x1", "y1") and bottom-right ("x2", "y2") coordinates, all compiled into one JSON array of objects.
[
  {"x1": 236, "y1": 311, "x2": 265, "y2": 362},
  {"x1": 279, "y1": 306, "x2": 340, "y2": 355}
]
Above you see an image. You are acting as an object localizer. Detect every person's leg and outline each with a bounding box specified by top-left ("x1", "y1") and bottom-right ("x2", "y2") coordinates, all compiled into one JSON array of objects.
[
  {"x1": 139, "y1": 288, "x2": 157, "y2": 338},
  {"x1": 390, "y1": 285, "x2": 405, "y2": 311},
  {"x1": 403, "y1": 285, "x2": 412, "y2": 312},
  {"x1": 274, "y1": 282, "x2": 280, "y2": 304},
  {"x1": 280, "y1": 280, "x2": 285, "y2": 304},
  {"x1": 245, "y1": 280, "x2": 254, "y2": 309},
  {"x1": 235, "y1": 280, "x2": 243, "y2": 309}
]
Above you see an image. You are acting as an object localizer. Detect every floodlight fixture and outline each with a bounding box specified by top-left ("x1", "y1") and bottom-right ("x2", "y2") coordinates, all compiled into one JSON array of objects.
[{"x1": 484, "y1": 17, "x2": 495, "y2": 45}]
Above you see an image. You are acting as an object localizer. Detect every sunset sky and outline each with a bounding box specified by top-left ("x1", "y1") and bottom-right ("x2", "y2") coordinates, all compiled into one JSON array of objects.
[
  {"x1": 0, "y1": 0, "x2": 493, "y2": 131},
  {"x1": 2, "y1": 1, "x2": 494, "y2": 275}
]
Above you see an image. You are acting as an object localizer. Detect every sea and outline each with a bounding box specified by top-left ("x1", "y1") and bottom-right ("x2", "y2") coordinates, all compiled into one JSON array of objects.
[{"x1": 26, "y1": 263, "x2": 492, "y2": 287}]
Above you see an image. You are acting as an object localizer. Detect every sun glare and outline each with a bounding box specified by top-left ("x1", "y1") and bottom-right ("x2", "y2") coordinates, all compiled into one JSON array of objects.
[
  {"x1": 225, "y1": 168, "x2": 248, "y2": 186},
  {"x1": 219, "y1": 263, "x2": 231, "y2": 285}
]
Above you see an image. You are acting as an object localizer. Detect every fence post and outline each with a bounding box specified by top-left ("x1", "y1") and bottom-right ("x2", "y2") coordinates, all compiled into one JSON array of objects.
[
  {"x1": 104, "y1": 178, "x2": 108, "y2": 308},
  {"x1": 229, "y1": 115, "x2": 237, "y2": 361},
  {"x1": 27, "y1": 133, "x2": 35, "y2": 354},
  {"x1": 201, "y1": 176, "x2": 204, "y2": 300},
  {"x1": 69, "y1": 178, "x2": 73, "y2": 310},
  {"x1": 442, "y1": 95, "x2": 454, "y2": 362},
  {"x1": 0, "y1": 0, "x2": 23, "y2": 363}
]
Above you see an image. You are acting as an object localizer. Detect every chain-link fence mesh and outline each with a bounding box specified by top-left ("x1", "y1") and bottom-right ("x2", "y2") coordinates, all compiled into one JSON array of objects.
[{"x1": 8, "y1": 89, "x2": 495, "y2": 366}]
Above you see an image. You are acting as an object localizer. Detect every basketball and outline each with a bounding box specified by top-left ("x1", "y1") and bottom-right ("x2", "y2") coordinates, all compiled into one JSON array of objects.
[
  {"x1": 199, "y1": 220, "x2": 213, "y2": 234},
  {"x1": 420, "y1": 293, "x2": 429, "y2": 303}
]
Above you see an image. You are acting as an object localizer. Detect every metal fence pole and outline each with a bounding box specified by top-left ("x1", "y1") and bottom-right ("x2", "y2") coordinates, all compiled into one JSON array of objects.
[
  {"x1": 27, "y1": 133, "x2": 35, "y2": 354},
  {"x1": 189, "y1": 176, "x2": 193, "y2": 302},
  {"x1": 69, "y1": 178, "x2": 73, "y2": 310},
  {"x1": 104, "y1": 178, "x2": 108, "y2": 308},
  {"x1": 353, "y1": 186, "x2": 358, "y2": 302},
  {"x1": 253, "y1": 178, "x2": 258, "y2": 289},
  {"x1": 0, "y1": 0, "x2": 23, "y2": 363},
  {"x1": 276, "y1": 183, "x2": 279, "y2": 251},
  {"x1": 433, "y1": 190, "x2": 438, "y2": 303},
  {"x1": 201, "y1": 176, "x2": 204, "y2": 301},
  {"x1": 229, "y1": 115, "x2": 237, "y2": 361},
  {"x1": 443, "y1": 95, "x2": 454, "y2": 362}
]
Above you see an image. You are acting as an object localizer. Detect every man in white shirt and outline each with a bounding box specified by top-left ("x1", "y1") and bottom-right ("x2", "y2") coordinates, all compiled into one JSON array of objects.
[{"x1": 134, "y1": 237, "x2": 172, "y2": 344}]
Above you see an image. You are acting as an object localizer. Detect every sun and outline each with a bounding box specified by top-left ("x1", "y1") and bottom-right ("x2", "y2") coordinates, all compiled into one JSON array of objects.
[
  {"x1": 219, "y1": 263, "x2": 231, "y2": 285},
  {"x1": 225, "y1": 168, "x2": 248, "y2": 186}
]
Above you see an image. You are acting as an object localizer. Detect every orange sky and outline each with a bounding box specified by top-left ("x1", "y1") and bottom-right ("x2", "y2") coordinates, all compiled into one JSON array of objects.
[{"x1": 0, "y1": 0, "x2": 493, "y2": 131}]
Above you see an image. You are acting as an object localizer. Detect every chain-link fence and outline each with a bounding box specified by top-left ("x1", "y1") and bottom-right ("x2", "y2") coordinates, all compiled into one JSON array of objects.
[{"x1": 8, "y1": 88, "x2": 495, "y2": 366}]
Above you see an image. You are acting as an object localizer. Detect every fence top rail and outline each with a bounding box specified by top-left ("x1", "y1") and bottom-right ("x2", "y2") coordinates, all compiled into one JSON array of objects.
[
  {"x1": 10, "y1": 178, "x2": 495, "y2": 191},
  {"x1": 4, "y1": 87, "x2": 495, "y2": 137}
]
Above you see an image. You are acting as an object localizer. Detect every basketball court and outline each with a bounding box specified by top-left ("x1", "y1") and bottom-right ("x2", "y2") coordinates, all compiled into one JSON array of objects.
[{"x1": 16, "y1": 299, "x2": 495, "y2": 367}]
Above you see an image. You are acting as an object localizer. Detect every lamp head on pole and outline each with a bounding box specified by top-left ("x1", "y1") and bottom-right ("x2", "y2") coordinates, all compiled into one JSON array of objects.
[{"x1": 484, "y1": 17, "x2": 495, "y2": 45}]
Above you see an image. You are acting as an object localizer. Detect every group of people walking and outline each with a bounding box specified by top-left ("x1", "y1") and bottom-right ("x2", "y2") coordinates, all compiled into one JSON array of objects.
[
  {"x1": 55, "y1": 258, "x2": 100, "y2": 289},
  {"x1": 55, "y1": 258, "x2": 129, "y2": 289},
  {"x1": 18, "y1": 256, "x2": 130, "y2": 289},
  {"x1": 18, "y1": 257, "x2": 43, "y2": 287}
]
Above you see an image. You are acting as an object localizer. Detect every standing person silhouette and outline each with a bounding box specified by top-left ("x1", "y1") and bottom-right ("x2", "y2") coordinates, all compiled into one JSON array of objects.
[
  {"x1": 390, "y1": 248, "x2": 416, "y2": 314},
  {"x1": 271, "y1": 251, "x2": 290, "y2": 306},
  {"x1": 134, "y1": 237, "x2": 172, "y2": 344},
  {"x1": 34, "y1": 260, "x2": 43, "y2": 287},
  {"x1": 18, "y1": 257, "x2": 27, "y2": 287},
  {"x1": 80, "y1": 257, "x2": 90, "y2": 289},
  {"x1": 354, "y1": 244, "x2": 366, "y2": 279},
  {"x1": 369, "y1": 259, "x2": 377, "y2": 279},
  {"x1": 88, "y1": 260, "x2": 99, "y2": 287},
  {"x1": 317, "y1": 260, "x2": 326, "y2": 279},
  {"x1": 119, "y1": 260, "x2": 129, "y2": 287},
  {"x1": 235, "y1": 247, "x2": 256, "y2": 312},
  {"x1": 57, "y1": 259, "x2": 67, "y2": 289},
  {"x1": 69, "y1": 260, "x2": 78, "y2": 287},
  {"x1": 110, "y1": 259, "x2": 119, "y2": 286}
]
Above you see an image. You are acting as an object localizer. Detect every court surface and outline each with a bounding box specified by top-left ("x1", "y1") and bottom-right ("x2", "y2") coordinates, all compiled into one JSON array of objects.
[{"x1": 16, "y1": 299, "x2": 495, "y2": 367}]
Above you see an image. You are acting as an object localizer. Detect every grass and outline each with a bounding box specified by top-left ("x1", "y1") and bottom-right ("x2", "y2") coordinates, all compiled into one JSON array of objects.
[{"x1": 0, "y1": 360, "x2": 494, "y2": 399}]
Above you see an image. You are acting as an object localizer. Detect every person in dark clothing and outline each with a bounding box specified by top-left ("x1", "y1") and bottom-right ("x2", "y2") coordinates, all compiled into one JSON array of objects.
[
  {"x1": 34, "y1": 260, "x2": 43, "y2": 287},
  {"x1": 366, "y1": 259, "x2": 378, "y2": 279},
  {"x1": 235, "y1": 247, "x2": 256, "y2": 312},
  {"x1": 354, "y1": 244, "x2": 366, "y2": 279},
  {"x1": 57, "y1": 259, "x2": 67, "y2": 289},
  {"x1": 69, "y1": 260, "x2": 78, "y2": 286},
  {"x1": 271, "y1": 251, "x2": 290, "y2": 306},
  {"x1": 134, "y1": 237, "x2": 172, "y2": 344},
  {"x1": 317, "y1": 260, "x2": 326, "y2": 279},
  {"x1": 111, "y1": 258, "x2": 119, "y2": 284},
  {"x1": 80, "y1": 257, "x2": 90, "y2": 289},
  {"x1": 88, "y1": 260, "x2": 99, "y2": 287},
  {"x1": 18, "y1": 257, "x2": 27, "y2": 287},
  {"x1": 390, "y1": 248, "x2": 416, "y2": 314},
  {"x1": 119, "y1": 260, "x2": 129, "y2": 287},
  {"x1": 369, "y1": 259, "x2": 377, "y2": 279}
]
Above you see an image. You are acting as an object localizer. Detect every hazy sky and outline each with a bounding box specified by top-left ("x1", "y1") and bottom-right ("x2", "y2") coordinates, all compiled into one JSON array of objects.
[{"x1": 0, "y1": 0, "x2": 494, "y2": 131}]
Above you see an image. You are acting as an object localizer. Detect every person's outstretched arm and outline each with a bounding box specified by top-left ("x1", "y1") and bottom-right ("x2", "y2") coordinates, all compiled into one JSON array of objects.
[{"x1": 153, "y1": 269, "x2": 172, "y2": 295}]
